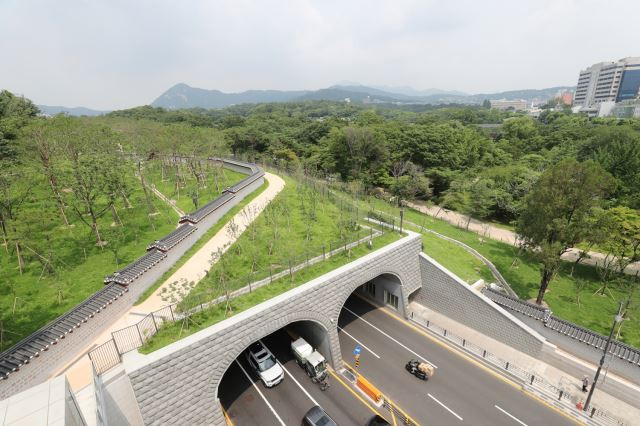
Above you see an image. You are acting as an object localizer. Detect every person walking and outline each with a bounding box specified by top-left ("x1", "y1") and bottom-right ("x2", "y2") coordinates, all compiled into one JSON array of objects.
[{"x1": 582, "y1": 376, "x2": 589, "y2": 392}]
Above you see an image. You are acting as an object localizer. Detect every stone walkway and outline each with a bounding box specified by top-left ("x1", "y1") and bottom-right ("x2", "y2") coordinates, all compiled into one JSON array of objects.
[
  {"x1": 405, "y1": 200, "x2": 640, "y2": 275},
  {"x1": 58, "y1": 172, "x2": 285, "y2": 391}
]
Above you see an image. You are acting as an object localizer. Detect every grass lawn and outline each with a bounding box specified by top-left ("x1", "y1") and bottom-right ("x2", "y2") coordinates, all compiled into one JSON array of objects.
[
  {"x1": 420, "y1": 231, "x2": 494, "y2": 284},
  {"x1": 145, "y1": 161, "x2": 246, "y2": 214},
  {"x1": 0, "y1": 158, "x2": 247, "y2": 351},
  {"x1": 189, "y1": 174, "x2": 378, "y2": 305},
  {"x1": 345, "y1": 194, "x2": 640, "y2": 347},
  {"x1": 139, "y1": 230, "x2": 402, "y2": 354},
  {"x1": 0, "y1": 160, "x2": 180, "y2": 350},
  {"x1": 135, "y1": 179, "x2": 269, "y2": 304}
]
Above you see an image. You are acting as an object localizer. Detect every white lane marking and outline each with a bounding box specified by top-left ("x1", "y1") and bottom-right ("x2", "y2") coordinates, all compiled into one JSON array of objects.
[
  {"x1": 261, "y1": 341, "x2": 319, "y2": 406},
  {"x1": 338, "y1": 326, "x2": 381, "y2": 359},
  {"x1": 495, "y1": 405, "x2": 528, "y2": 426},
  {"x1": 427, "y1": 393, "x2": 463, "y2": 421},
  {"x1": 235, "y1": 360, "x2": 286, "y2": 426},
  {"x1": 343, "y1": 307, "x2": 437, "y2": 368}
]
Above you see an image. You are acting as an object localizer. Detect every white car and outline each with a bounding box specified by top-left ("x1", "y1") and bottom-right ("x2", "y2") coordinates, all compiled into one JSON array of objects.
[{"x1": 245, "y1": 341, "x2": 284, "y2": 387}]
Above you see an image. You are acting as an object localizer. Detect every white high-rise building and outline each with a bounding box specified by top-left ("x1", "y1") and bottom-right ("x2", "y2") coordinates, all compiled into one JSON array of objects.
[{"x1": 573, "y1": 57, "x2": 640, "y2": 108}]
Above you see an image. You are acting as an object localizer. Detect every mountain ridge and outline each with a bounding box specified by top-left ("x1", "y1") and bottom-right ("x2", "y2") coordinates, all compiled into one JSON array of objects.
[{"x1": 151, "y1": 83, "x2": 574, "y2": 110}]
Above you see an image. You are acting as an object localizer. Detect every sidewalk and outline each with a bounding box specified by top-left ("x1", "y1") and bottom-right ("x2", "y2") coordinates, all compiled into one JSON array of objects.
[
  {"x1": 405, "y1": 200, "x2": 640, "y2": 275},
  {"x1": 58, "y1": 172, "x2": 285, "y2": 391},
  {"x1": 409, "y1": 302, "x2": 640, "y2": 425}
]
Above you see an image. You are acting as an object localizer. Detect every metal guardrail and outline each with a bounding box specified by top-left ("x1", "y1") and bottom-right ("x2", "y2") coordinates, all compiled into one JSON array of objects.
[{"x1": 409, "y1": 313, "x2": 629, "y2": 426}]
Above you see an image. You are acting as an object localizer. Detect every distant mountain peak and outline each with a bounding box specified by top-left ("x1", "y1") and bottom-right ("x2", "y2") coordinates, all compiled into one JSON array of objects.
[{"x1": 150, "y1": 82, "x2": 574, "y2": 110}]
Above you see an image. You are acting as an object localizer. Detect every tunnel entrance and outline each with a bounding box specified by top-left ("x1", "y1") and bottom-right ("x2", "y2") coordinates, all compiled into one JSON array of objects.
[
  {"x1": 354, "y1": 273, "x2": 405, "y2": 315},
  {"x1": 217, "y1": 319, "x2": 332, "y2": 424}
]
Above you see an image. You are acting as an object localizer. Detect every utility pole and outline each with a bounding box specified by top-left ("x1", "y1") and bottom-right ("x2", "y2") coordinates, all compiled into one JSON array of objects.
[{"x1": 584, "y1": 302, "x2": 623, "y2": 412}]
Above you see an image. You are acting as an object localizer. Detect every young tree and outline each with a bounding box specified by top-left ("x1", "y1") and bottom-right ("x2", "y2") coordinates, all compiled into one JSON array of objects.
[
  {"x1": 517, "y1": 159, "x2": 614, "y2": 304},
  {"x1": 595, "y1": 206, "x2": 640, "y2": 295}
]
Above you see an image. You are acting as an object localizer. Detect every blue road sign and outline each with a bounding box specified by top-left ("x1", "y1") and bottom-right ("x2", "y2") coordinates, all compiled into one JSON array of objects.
[{"x1": 354, "y1": 346, "x2": 362, "y2": 356}]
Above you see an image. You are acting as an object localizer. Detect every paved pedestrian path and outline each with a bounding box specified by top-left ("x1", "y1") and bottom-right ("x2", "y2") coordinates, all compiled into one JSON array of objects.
[
  {"x1": 405, "y1": 200, "x2": 640, "y2": 275},
  {"x1": 58, "y1": 172, "x2": 285, "y2": 391}
]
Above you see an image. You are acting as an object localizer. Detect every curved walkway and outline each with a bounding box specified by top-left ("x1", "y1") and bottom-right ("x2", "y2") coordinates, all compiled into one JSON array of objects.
[
  {"x1": 60, "y1": 172, "x2": 285, "y2": 390},
  {"x1": 405, "y1": 200, "x2": 640, "y2": 275}
]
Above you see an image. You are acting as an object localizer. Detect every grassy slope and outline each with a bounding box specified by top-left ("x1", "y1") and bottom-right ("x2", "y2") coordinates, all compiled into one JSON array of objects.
[
  {"x1": 135, "y1": 179, "x2": 269, "y2": 304},
  {"x1": 145, "y1": 162, "x2": 246, "y2": 214},
  {"x1": 191, "y1": 175, "x2": 372, "y2": 302},
  {"x1": 357, "y1": 196, "x2": 640, "y2": 347},
  {"x1": 140, "y1": 231, "x2": 401, "y2": 354},
  {"x1": 0, "y1": 160, "x2": 244, "y2": 350}
]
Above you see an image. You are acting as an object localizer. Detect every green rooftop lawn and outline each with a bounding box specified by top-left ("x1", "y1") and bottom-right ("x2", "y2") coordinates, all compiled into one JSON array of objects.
[
  {"x1": 135, "y1": 179, "x2": 269, "y2": 304},
  {"x1": 185, "y1": 174, "x2": 382, "y2": 306},
  {"x1": 139, "y1": 230, "x2": 402, "y2": 354}
]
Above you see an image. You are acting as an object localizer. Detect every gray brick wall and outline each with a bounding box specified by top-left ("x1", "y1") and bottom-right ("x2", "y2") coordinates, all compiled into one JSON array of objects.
[
  {"x1": 125, "y1": 233, "x2": 422, "y2": 425},
  {"x1": 412, "y1": 253, "x2": 547, "y2": 358}
]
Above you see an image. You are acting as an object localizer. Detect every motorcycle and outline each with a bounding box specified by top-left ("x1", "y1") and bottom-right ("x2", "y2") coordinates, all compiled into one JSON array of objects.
[{"x1": 405, "y1": 359, "x2": 434, "y2": 381}]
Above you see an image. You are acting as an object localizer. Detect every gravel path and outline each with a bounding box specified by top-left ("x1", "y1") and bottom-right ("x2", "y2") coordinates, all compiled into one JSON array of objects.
[{"x1": 405, "y1": 200, "x2": 640, "y2": 275}]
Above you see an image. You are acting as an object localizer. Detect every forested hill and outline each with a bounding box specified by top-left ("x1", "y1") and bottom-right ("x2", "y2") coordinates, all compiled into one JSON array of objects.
[
  {"x1": 110, "y1": 101, "x2": 640, "y2": 219},
  {"x1": 151, "y1": 83, "x2": 575, "y2": 109}
]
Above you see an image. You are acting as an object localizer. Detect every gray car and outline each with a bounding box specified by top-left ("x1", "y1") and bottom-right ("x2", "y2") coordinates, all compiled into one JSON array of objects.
[{"x1": 301, "y1": 405, "x2": 337, "y2": 426}]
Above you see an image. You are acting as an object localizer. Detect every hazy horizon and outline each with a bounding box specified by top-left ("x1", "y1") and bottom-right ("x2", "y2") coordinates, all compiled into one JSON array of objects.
[{"x1": 1, "y1": 0, "x2": 638, "y2": 110}]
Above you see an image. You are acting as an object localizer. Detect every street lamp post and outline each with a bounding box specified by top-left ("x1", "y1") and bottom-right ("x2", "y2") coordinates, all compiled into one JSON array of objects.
[{"x1": 583, "y1": 302, "x2": 623, "y2": 413}]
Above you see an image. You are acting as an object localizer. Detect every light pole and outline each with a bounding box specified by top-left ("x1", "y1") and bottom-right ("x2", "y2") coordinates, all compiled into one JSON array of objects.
[{"x1": 584, "y1": 302, "x2": 623, "y2": 413}]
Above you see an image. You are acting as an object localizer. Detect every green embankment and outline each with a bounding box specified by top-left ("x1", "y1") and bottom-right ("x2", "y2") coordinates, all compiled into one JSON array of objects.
[
  {"x1": 351, "y1": 195, "x2": 640, "y2": 347},
  {"x1": 140, "y1": 231, "x2": 401, "y2": 354}
]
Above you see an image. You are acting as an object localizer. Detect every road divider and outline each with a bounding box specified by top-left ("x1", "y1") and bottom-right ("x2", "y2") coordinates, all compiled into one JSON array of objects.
[
  {"x1": 342, "y1": 361, "x2": 418, "y2": 426},
  {"x1": 357, "y1": 374, "x2": 382, "y2": 403}
]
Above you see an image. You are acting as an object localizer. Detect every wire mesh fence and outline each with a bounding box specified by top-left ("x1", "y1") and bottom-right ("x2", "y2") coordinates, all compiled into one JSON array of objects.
[{"x1": 409, "y1": 314, "x2": 629, "y2": 426}]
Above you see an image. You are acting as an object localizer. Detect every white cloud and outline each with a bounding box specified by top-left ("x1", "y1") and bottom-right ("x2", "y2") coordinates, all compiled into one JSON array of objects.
[{"x1": 0, "y1": 0, "x2": 637, "y2": 109}]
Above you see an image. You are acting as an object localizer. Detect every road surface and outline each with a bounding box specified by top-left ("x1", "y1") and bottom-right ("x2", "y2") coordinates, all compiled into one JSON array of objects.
[
  {"x1": 219, "y1": 296, "x2": 579, "y2": 425},
  {"x1": 220, "y1": 329, "x2": 388, "y2": 425},
  {"x1": 338, "y1": 296, "x2": 578, "y2": 426}
]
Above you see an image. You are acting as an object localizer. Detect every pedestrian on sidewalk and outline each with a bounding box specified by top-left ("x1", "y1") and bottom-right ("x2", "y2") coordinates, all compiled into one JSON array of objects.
[{"x1": 582, "y1": 376, "x2": 589, "y2": 392}]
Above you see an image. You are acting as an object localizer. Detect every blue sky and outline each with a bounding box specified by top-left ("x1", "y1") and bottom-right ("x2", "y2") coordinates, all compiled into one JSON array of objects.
[{"x1": 1, "y1": 0, "x2": 638, "y2": 109}]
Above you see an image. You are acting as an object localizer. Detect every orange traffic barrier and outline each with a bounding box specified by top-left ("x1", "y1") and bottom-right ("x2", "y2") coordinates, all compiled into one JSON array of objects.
[{"x1": 357, "y1": 374, "x2": 382, "y2": 403}]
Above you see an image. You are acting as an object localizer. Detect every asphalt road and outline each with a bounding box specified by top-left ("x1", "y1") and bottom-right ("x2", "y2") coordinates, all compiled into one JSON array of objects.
[
  {"x1": 220, "y1": 328, "x2": 390, "y2": 426},
  {"x1": 219, "y1": 295, "x2": 580, "y2": 426},
  {"x1": 338, "y1": 295, "x2": 579, "y2": 426}
]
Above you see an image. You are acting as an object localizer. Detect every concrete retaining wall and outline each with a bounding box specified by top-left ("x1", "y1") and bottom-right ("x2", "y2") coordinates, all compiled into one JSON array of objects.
[
  {"x1": 123, "y1": 232, "x2": 422, "y2": 425},
  {"x1": 411, "y1": 253, "x2": 549, "y2": 358}
]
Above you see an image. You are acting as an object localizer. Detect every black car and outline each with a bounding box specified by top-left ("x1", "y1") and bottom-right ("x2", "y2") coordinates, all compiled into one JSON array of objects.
[
  {"x1": 302, "y1": 405, "x2": 338, "y2": 426},
  {"x1": 365, "y1": 414, "x2": 391, "y2": 426}
]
